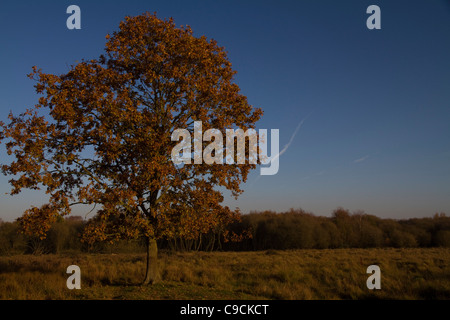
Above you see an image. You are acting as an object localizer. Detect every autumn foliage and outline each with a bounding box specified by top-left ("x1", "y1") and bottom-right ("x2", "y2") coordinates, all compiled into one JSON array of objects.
[{"x1": 0, "y1": 12, "x2": 262, "y2": 283}]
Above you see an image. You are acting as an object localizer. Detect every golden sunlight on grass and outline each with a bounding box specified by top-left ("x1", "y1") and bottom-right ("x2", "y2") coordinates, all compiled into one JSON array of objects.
[{"x1": 0, "y1": 248, "x2": 449, "y2": 300}]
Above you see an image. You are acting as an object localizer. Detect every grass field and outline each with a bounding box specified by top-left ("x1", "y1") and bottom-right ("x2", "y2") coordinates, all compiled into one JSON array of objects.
[{"x1": 0, "y1": 248, "x2": 449, "y2": 300}]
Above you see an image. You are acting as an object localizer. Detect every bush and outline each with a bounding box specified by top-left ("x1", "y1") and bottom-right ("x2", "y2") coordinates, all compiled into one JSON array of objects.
[
  {"x1": 0, "y1": 222, "x2": 26, "y2": 255},
  {"x1": 434, "y1": 230, "x2": 450, "y2": 247}
]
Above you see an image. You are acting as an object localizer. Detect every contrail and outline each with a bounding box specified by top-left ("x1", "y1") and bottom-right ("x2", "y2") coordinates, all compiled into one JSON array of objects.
[
  {"x1": 246, "y1": 110, "x2": 314, "y2": 185},
  {"x1": 271, "y1": 110, "x2": 314, "y2": 162},
  {"x1": 278, "y1": 118, "x2": 305, "y2": 157},
  {"x1": 354, "y1": 155, "x2": 369, "y2": 163}
]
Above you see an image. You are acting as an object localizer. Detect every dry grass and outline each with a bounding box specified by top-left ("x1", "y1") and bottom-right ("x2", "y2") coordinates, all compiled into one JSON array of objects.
[{"x1": 0, "y1": 248, "x2": 449, "y2": 300}]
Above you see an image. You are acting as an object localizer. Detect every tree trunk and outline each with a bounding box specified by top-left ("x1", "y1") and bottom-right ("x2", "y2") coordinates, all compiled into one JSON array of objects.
[{"x1": 142, "y1": 237, "x2": 160, "y2": 285}]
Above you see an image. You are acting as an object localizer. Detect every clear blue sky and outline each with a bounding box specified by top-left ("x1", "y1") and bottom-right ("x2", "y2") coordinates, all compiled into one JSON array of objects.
[{"x1": 0, "y1": 0, "x2": 449, "y2": 221}]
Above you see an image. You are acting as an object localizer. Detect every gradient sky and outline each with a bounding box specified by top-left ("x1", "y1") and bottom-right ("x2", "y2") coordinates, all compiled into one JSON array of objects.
[{"x1": 0, "y1": 0, "x2": 449, "y2": 221}]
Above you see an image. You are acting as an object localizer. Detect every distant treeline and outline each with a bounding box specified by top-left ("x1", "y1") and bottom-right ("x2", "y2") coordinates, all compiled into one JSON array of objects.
[
  {"x1": 1, "y1": 208, "x2": 450, "y2": 255},
  {"x1": 227, "y1": 209, "x2": 450, "y2": 251}
]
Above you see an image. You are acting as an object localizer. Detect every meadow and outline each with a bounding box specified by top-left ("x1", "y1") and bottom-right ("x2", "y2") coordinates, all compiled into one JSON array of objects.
[{"x1": 0, "y1": 248, "x2": 449, "y2": 300}]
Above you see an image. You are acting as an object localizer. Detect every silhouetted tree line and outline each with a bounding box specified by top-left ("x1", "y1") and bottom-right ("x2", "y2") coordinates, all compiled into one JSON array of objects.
[{"x1": 1, "y1": 208, "x2": 450, "y2": 255}]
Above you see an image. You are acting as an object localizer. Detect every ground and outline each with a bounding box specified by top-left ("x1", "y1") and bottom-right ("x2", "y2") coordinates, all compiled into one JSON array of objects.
[{"x1": 0, "y1": 248, "x2": 449, "y2": 300}]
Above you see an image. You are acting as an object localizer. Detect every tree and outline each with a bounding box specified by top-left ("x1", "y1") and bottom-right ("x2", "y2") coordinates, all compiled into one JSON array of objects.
[
  {"x1": 332, "y1": 207, "x2": 359, "y2": 247},
  {"x1": 0, "y1": 12, "x2": 262, "y2": 284},
  {"x1": 0, "y1": 221, "x2": 26, "y2": 255}
]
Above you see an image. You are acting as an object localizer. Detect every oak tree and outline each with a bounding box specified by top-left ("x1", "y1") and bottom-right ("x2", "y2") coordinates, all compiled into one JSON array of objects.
[{"x1": 0, "y1": 12, "x2": 262, "y2": 284}]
